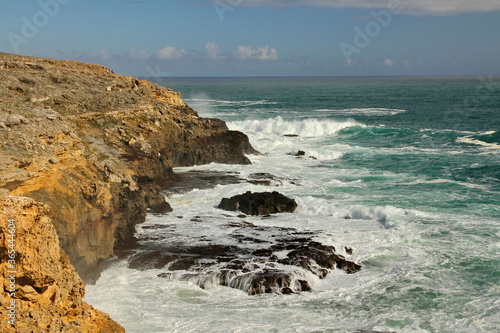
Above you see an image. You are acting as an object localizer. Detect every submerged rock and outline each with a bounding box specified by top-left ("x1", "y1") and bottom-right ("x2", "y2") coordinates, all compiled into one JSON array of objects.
[
  {"x1": 218, "y1": 191, "x2": 298, "y2": 215},
  {"x1": 138, "y1": 222, "x2": 361, "y2": 295},
  {"x1": 245, "y1": 172, "x2": 299, "y2": 186}
]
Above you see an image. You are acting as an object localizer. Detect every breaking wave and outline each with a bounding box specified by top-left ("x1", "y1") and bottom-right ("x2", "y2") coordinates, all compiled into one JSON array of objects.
[{"x1": 229, "y1": 116, "x2": 363, "y2": 137}]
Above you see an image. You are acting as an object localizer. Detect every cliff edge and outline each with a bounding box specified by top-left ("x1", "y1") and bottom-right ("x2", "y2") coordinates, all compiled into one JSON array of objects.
[
  {"x1": 0, "y1": 195, "x2": 124, "y2": 332},
  {"x1": 0, "y1": 53, "x2": 257, "y2": 331}
]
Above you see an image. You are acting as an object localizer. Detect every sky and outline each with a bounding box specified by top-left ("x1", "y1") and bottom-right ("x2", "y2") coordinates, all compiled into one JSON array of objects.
[{"x1": 1, "y1": 0, "x2": 500, "y2": 77}]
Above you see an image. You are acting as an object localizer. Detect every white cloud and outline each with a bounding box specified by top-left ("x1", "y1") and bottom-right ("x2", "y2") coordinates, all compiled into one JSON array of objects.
[
  {"x1": 156, "y1": 46, "x2": 186, "y2": 60},
  {"x1": 205, "y1": 42, "x2": 221, "y2": 60},
  {"x1": 384, "y1": 58, "x2": 394, "y2": 66},
  {"x1": 227, "y1": 0, "x2": 500, "y2": 16},
  {"x1": 100, "y1": 49, "x2": 112, "y2": 60},
  {"x1": 237, "y1": 45, "x2": 279, "y2": 60},
  {"x1": 128, "y1": 46, "x2": 150, "y2": 60}
]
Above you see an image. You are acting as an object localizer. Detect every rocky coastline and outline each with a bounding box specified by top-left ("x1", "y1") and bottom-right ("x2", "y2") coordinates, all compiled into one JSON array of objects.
[
  {"x1": 0, "y1": 53, "x2": 361, "y2": 332},
  {"x1": 0, "y1": 53, "x2": 257, "y2": 332}
]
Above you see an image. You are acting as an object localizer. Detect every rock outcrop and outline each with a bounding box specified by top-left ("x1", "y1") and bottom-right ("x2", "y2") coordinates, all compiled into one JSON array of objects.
[
  {"x1": 0, "y1": 195, "x2": 124, "y2": 332},
  {"x1": 148, "y1": 224, "x2": 361, "y2": 295},
  {"x1": 0, "y1": 53, "x2": 257, "y2": 331},
  {"x1": 218, "y1": 191, "x2": 298, "y2": 215}
]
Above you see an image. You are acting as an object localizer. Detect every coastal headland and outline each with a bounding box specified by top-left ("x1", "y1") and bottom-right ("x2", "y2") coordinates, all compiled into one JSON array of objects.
[{"x1": 0, "y1": 53, "x2": 257, "y2": 332}]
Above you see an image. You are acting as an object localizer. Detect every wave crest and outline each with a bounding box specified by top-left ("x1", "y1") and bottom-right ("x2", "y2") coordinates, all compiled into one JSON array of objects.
[
  {"x1": 229, "y1": 116, "x2": 363, "y2": 137},
  {"x1": 313, "y1": 108, "x2": 406, "y2": 116}
]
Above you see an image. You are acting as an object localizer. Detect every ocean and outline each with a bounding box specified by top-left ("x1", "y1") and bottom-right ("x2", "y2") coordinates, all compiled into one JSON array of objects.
[{"x1": 85, "y1": 76, "x2": 500, "y2": 333}]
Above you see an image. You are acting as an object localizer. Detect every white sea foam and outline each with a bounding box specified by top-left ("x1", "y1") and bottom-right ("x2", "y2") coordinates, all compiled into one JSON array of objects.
[
  {"x1": 85, "y1": 91, "x2": 499, "y2": 332},
  {"x1": 457, "y1": 136, "x2": 500, "y2": 151},
  {"x1": 397, "y1": 178, "x2": 490, "y2": 191},
  {"x1": 295, "y1": 196, "x2": 413, "y2": 228},
  {"x1": 86, "y1": 174, "x2": 498, "y2": 333},
  {"x1": 313, "y1": 108, "x2": 407, "y2": 116},
  {"x1": 186, "y1": 98, "x2": 277, "y2": 106},
  {"x1": 228, "y1": 116, "x2": 362, "y2": 138}
]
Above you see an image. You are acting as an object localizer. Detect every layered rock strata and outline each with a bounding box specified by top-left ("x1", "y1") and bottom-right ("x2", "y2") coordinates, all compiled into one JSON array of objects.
[
  {"x1": 0, "y1": 195, "x2": 125, "y2": 332},
  {"x1": 0, "y1": 53, "x2": 257, "y2": 330}
]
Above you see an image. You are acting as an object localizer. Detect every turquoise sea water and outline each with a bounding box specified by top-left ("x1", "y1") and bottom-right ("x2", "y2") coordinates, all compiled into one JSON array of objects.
[{"x1": 86, "y1": 77, "x2": 499, "y2": 332}]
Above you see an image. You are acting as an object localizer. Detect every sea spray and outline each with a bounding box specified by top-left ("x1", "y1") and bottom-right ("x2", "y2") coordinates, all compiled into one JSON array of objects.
[{"x1": 86, "y1": 77, "x2": 500, "y2": 333}]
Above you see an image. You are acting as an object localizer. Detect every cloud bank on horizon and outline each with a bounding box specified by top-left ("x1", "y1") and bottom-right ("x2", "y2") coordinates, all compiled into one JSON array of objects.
[
  {"x1": 2, "y1": 0, "x2": 499, "y2": 76},
  {"x1": 217, "y1": 0, "x2": 500, "y2": 16}
]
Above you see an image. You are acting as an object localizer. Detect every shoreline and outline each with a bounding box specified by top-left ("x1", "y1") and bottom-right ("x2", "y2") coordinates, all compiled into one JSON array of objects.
[{"x1": 0, "y1": 53, "x2": 257, "y2": 331}]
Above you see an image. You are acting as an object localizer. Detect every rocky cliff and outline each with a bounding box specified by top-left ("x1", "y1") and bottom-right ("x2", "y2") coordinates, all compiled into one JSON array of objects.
[
  {"x1": 0, "y1": 53, "x2": 257, "y2": 331},
  {"x1": 0, "y1": 195, "x2": 124, "y2": 332}
]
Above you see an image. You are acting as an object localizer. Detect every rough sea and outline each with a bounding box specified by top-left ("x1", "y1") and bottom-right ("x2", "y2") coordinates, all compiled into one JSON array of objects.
[{"x1": 85, "y1": 76, "x2": 500, "y2": 333}]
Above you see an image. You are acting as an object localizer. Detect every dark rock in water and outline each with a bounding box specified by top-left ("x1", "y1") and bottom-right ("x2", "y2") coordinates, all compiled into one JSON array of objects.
[
  {"x1": 287, "y1": 150, "x2": 318, "y2": 160},
  {"x1": 283, "y1": 134, "x2": 299, "y2": 137},
  {"x1": 231, "y1": 269, "x2": 308, "y2": 295},
  {"x1": 128, "y1": 251, "x2": 180, "y2": 270},
  {"x1": 130, "y1": 212, "x2": 359, "y2": 295},
  {"x1": 146, "y1": 192, "x2": 172, "y2": 214},
  {"x1": 218, "y1": 191, "x2": 298, "y2": 215},
  {"x1": 165, "y1": 170, "x2": 242, "y2": 195},
  {"x1": 252, "y1": 248, "x2": 274, "y2": 257},
  {"x1": 287, "y1": 150, "x2": 306, "y2": 157},
  {"x1": 150, "y1": 224, "x2": 360, "y2": 295},
  {"x1": 246, "y1": 173, "x2": 275, "y2": 186},
  {"x1": 149, "y1": 201, "x2": 173, "y2": 214},
  {"x1": 278, "y1": 241, "x2": 361, "y2": 275},
  {"x1": 246, "y1": 172, "x2": 299, "y2": 186},
  {"x1": 169, "y1": 258, "x2": 198, "y2": 271},
  {"x1": 185, "y1": 244, "x2": 235, "y2": 256}
]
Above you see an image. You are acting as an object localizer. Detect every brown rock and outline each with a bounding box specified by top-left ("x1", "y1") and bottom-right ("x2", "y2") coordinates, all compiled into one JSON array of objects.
[
  {"x1": 0, "y1": 53, "x2": 259, "y2": 330},
  {"x1": 0, "y1": 195, "x2": 124, "y2": 332},
  {"x1": 0, "y1": 52, "x2": 258, "y2": 281}
]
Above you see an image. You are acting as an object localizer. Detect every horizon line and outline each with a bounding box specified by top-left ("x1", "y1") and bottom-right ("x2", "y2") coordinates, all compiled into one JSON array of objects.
[{"x1": 136, "y1": 74, "x2": 499, "y2": 79}]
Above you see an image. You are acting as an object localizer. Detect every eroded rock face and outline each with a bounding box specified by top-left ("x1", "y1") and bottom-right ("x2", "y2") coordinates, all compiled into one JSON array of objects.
[
  {"x1": 218, "y1": 191, "x2": 298, "y2": 215},
  {"x1": 0, "y1": 53, "x2": 257, "y2": 281},
  {"x1": 0, "y1": 195, "x2": 124, "y2": 332},
  {"x1": 0, "y1": 53, "x2": 258, "y2": 330}
]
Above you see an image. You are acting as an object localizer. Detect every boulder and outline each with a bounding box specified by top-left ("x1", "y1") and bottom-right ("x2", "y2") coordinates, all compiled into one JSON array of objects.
[{"x1": 218, "y1": 191, "x2": 298, "y2": 215}]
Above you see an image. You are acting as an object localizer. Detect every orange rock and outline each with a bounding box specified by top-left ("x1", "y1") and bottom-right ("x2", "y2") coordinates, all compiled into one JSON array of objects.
[{"x1": 0, "y1": 195, "x2": 124, "y2": 332}]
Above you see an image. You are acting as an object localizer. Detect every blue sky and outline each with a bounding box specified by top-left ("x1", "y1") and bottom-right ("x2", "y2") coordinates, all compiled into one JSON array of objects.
[{"x1": 1, "y1": 0, "x2": 500, "y2": 76}]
